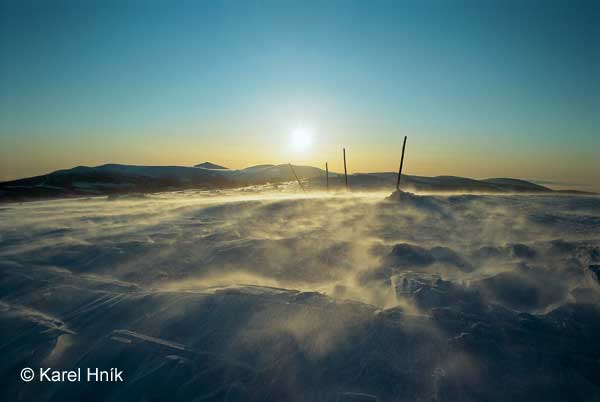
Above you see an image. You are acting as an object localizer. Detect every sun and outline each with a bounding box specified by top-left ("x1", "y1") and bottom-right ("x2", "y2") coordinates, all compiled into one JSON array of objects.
[{"x1": 289, "y1": 128, "x2": 313, "y2": 152}]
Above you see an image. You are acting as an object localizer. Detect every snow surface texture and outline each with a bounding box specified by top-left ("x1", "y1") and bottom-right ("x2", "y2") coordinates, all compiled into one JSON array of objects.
[{"x1": 1, "y1": 187, "x2": 600, "y2": 402}]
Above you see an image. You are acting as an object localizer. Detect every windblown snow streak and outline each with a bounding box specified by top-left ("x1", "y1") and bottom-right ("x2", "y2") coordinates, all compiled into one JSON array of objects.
[{"x1": 1, "y1": 189, "x2": 600, "y2": 401}]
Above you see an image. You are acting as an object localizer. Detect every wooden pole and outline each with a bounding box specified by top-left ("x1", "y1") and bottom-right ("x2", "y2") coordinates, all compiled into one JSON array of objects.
[
  {"x1": 396, "y1": 136, "x2": 407, "y2": 191},
  {"x1": 325, "y1": 162, "x2": 329, "y2": 192},
  {"x1": 343, "y1": 148, "x2": 348, "y2": 190},
  {"x1": 289, "y1": 163, "x2": 306, "y2": 194}
]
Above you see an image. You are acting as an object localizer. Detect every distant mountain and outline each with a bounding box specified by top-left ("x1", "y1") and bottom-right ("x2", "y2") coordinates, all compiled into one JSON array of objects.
[
  {"x1": 0, "y1": 162, "x2": 593, "y2": 203},
  {"x1": 0, "y1": 164, "x2": 236, "y2": 202},
  {"x1": 194, "y1": 162, "x2": 228, "y2": 170},
  {"x1": 482, "y1": 178, "x2": 549, "y2": 192},
  {"x1": 229, "y1": 164, "x2": 325, "y2": 183},
  {"x1": 308, "y1": 173, "x2": 560, "y2": 193}
]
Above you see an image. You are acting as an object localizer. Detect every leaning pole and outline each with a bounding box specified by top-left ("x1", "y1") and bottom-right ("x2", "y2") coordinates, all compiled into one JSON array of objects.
[
  {"x1": 289, "y1": 163, "x2": 306, "y2": 194},
  {"x1": 396, "y1": 136, "x2": 407, "y2": 191},
  {"x1": 343, "y1": 148, "x2": 348, "y2": 191},
  {"x1": 325, "y1": 162, "x2": 329, "y2": 192}
]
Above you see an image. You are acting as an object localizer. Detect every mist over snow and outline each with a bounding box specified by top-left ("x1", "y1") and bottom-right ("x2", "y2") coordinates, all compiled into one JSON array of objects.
[{"x1": 1, "y1": 187, "x2": 600, "y2": 401}]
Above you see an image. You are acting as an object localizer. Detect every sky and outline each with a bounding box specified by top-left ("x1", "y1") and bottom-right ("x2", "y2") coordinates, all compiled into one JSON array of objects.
[{"x1": 1, "y1": 0, "x2": 599, "y2": 190}]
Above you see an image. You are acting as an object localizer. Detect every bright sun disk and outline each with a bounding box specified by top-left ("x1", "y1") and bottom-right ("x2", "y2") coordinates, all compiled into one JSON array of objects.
[{"x1": 289, "y1": 128, "x2": 313, "y2": 152}]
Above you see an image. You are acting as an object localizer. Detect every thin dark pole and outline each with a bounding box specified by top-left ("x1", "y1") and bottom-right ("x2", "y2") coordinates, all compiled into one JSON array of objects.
[
  {"x1": 289, "y1": 163, "x2": 306, "y2": 193},
  {"x1": 396, "y1": 136, "x2": 407, "y2": 191},
  {"x1": 343, "y1": 148, "x2": 348, "y2": 190},
  {"x1": 325, "y1": 162, "x2": 329, "y2": 192}
]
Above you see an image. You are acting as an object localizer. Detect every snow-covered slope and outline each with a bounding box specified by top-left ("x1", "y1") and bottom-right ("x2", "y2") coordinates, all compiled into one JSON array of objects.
[
  {"x1": 482, "y1": 177, "x2": 551, "y2": 192},
  {"x1": 1, "y1": 190, "x2": 599, "y2": 401},
  {"x1": 0, "y1": 164, "x2": 236, "y2": 202},
  {"x1": 229, "y1": 164, "x2": 325, "y2": 183},
  {"x1": 2, "y1": 162, "x2": 592, "y2": 203}
]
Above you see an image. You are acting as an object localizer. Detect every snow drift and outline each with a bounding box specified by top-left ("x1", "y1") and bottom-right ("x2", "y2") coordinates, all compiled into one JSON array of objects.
[{"x1": 1, "y1": 188, "x2": 599, "y2": 401}]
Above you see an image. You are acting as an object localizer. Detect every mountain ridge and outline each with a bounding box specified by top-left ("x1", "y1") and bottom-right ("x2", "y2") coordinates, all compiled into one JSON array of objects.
[
  {"x1": 194, "y1": 162, "x2": 228, "y2": 170},
  {"x1": 1, "y1": 163, "x2": 595, "y2": 203}
]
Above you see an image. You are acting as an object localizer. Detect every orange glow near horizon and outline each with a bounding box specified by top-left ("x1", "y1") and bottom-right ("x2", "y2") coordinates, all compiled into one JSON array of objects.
[{"x1": 1, "y1": 133, "x2": 597, "y2": 192}]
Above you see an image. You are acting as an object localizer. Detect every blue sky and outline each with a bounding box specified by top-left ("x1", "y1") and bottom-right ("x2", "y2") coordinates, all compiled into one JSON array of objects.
[{"x1": 1, "y1": 0, "x2": 598, "y2": 189}]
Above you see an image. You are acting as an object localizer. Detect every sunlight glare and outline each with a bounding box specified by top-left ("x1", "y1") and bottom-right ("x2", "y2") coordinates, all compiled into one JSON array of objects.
[{"x1": 289, "y1": 128, "x2": 313, "y2": 152}]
